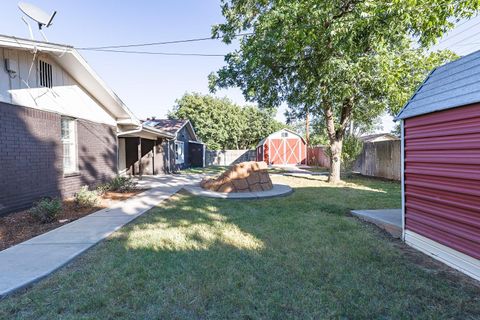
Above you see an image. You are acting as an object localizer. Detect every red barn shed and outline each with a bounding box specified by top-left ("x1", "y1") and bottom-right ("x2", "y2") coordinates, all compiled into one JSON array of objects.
[
  {"x1": 256, "y1": 129, "x2": 306, "y2": 165},
  {"x1": 396, "y1": 52, "x2": 480, "y2": 281}
]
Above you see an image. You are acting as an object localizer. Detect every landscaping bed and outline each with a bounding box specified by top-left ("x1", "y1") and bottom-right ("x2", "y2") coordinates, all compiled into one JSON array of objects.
[{"x1": 0, "y1": 189, "x2": 145, "y2": 251}]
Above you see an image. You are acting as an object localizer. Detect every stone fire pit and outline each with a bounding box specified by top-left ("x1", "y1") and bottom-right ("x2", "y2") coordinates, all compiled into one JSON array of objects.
[{"x1": 200, "y1": 161, "x2": 273, "y2": 193}]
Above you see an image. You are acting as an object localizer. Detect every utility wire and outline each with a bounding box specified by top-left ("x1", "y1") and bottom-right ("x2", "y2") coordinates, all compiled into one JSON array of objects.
[
  {"x1": 82, "y1": 49, "x2": 226, "y2": 56},
  {"x1": 77, "y1": 33, "x2": 252, "y2": 50}
]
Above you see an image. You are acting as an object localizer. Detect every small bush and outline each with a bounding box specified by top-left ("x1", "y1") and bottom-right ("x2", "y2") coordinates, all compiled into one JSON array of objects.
[
  {"x1": 95, "y1": 183, "x2": 110, "y2": 196},
  {"x1": 108, "y1": 176, "x2": 137, "y2": 193},
  {"x1": 341, "y1": 135, "x2": 363, "y2": 172},
  {"x1": 74, "y1": 186, "x2": 100, "y2": 207},
  {"x1": 29, "y1": 198, "x2": 62, "y2": 223}
]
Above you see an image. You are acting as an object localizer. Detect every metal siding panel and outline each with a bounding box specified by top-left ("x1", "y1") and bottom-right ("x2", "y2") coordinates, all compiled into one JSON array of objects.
[{"x1": 405, "y1": 103, "x2": 480, "y2": 260}]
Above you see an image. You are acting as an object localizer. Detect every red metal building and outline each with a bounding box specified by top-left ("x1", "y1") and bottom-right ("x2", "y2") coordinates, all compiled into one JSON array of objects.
[
  {"x1": 256, "y1": 129, "x2": 307, "y2": 165},
  {"x1": 396, "y1": 52, "x2": 480, "y2": 281}
]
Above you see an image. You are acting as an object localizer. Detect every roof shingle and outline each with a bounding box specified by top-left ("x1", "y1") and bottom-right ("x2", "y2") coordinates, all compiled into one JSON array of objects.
[{"x1": 395, "y1": 50, "x2": 480, "y2": 120}]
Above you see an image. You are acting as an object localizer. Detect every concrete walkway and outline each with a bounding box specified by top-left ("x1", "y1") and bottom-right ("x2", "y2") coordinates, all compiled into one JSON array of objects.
[
  {"x1": 0, "y1": 174, "x2": 202, "y2": 298},
  {"x1": 351, "y1": 209, "x2": 402, "y2": 238}
]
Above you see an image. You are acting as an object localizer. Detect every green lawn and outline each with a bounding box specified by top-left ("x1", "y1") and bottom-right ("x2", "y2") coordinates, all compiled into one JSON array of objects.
[
  {"x1": 181, "y1": 165, "x2": 229, "y2": 175},
  {"x1": 1, "y1": 175, "x2": 479, "y2": 319},
  {"x1": 181, "y1": 165, "x2": 288, "y2": 175}
]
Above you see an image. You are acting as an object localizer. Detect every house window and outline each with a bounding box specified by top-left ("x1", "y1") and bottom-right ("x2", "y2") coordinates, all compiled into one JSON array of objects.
[
  {"x1": 175, "y1": 141, "x2": 184, "y2": 164},
  {"x1": 281, "y1": 132, "x2": 288, "y2": 137},
  {"x1": 38, "y1": 60, "x2": 53, "y2": 88},
  {"x1": 61, "y1": 118, "x2": 77, "y2": 173}
]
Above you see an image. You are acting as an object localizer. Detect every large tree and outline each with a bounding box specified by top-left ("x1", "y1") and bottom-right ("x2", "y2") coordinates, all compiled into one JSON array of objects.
[
  {"x1": 169, "y1": 92, "x2": 285, "y2": 150},
  {"x1": 210, "y1": 0, "x2": 477, "y2": 182}
]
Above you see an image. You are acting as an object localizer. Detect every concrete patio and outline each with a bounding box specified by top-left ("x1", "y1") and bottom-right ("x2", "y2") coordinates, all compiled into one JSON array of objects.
[{"x1": 350, "y1": 209, "x2": 402, "y2": 238}]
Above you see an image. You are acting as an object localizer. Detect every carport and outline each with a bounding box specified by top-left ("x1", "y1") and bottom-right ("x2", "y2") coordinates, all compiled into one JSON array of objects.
[{"x1": 118, "y1": 125, "x2": 174, "y2": 176}]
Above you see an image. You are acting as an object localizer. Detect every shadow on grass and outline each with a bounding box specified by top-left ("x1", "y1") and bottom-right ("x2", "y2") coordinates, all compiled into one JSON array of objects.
[{"x1": 1, "y1": 180, "x2": 479, "y2": 319}]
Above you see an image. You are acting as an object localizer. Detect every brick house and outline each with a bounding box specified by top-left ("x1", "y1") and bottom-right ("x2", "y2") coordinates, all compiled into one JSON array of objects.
[{"x1": 0, "y1": 35, "x2": 171, "y2": 215}]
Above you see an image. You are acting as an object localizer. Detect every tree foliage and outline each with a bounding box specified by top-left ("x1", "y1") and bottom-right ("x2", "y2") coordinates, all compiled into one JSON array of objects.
[
  {"x1": 169, "y1": 93, "x2": 286, "y2": 150},
  {"x1": 210, "y1": 0, "x2": 475, "y2": 182}
]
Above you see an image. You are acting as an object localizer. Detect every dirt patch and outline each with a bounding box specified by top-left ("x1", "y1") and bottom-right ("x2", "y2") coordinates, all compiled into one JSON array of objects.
[{"x1": 0, "y1": 189, "x2": 146, "y2": 252}]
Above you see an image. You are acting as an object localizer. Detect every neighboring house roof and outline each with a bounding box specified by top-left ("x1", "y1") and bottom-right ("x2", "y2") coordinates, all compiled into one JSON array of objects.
[
  {"x1": 359, "y1": 133, "x2": 399, "y2": 142},
  {"x1": 395, "y1": 50, "x2": 480, "y2": 120},
  {"x1": 0, "y1": 34, "x2": 139, "y2": 126},
  {"x1": 257, "y1": 128, "x2": 306, "y2": 147},
  {"x1": 143, "y1": 118, "x2": 199, "y2": 141}
]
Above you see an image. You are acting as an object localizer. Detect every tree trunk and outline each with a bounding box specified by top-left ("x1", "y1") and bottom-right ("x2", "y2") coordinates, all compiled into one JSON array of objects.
[
  {"x1": 329, "y1": 138, "x2": 343, "y2": 183},
  {"x1": 305, "y1": 110, "x2": 310, "y2": 145},
  {"x1": 324, "y1": 97, "x2": 353, "y2": 183}
]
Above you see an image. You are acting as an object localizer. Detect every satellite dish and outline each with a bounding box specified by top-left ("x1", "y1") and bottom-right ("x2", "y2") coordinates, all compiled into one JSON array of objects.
[{"x1": 18, "y1": 2, "x2": 56, "y2": 30}]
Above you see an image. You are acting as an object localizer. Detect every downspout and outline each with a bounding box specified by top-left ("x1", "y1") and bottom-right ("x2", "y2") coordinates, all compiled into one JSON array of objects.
[{"x1": 167, "y1": 140, "x2": 171, "y2": 173}]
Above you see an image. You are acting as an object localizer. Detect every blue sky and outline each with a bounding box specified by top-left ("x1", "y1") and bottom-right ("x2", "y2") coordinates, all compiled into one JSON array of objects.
[
  {"x1": 0, "y1": 1, "x2": 252, "y2": 119},
  {"x1": 1, "y1": 1, "x2": 479, "y2": 131}
]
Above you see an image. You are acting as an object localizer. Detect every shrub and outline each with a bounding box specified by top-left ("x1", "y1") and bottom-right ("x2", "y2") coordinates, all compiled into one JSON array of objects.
[
  {"x1": 107, "y1": 176, "x2": 137, "y2": 193},
  {"x1": 95, "y1": 183, "x2": 110, "y2": 196},
  {"x1": 74, "y1": 186, "x2": 100, "y2": 207},
  {"x1": 341, "y1": 135, "x2": 363, "y2": 172},
  {"x1": 29, "y1": 198, "x2": 62, "y2": 223}
]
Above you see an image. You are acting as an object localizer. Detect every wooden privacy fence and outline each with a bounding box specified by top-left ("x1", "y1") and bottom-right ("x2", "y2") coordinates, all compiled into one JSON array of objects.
[
  {"x1": 353, "y1": 140, "x2": 401, "y2": 180},
  {"x1": 308, "y1": 146, "x2": 330, "y2": 168},
  {"x1": 206, "y1": 149, "x2": 257, "y2": 166}
]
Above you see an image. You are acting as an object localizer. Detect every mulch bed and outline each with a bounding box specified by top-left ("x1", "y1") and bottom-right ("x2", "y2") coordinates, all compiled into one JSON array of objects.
[{"x1": 0, "y1": 189, "x2": 146, "y2": 252}]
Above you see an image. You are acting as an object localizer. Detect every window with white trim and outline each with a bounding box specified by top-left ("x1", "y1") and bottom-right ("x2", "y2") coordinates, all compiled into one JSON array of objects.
[
  {"x1": 281, "y1": 132, "x2": 288, "y2": 137},
  {"x1": 38, "y1": 60, "x2": 53, "y2": 88},
  {"x1": 61, "y1": 118, "x2": 78, "y2": 173},
  {"x1": 175, "y1": 141, "x2": 184, "y2": 164}
]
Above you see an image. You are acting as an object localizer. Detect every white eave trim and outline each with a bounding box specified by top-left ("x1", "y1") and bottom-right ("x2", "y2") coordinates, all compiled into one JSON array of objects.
[{"x1": 117, "y1": 125, "x2": 174, "y2": 139}]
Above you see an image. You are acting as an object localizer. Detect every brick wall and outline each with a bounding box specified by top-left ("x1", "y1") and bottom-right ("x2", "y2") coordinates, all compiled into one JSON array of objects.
[{"x1": 0, "y1": 102, "x2": 117, "y2": 215}]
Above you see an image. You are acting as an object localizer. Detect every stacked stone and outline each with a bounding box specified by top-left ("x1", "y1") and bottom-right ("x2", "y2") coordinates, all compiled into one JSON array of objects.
[{"x1": 200, "y1": 161, "x2": 273, "y2": 193}]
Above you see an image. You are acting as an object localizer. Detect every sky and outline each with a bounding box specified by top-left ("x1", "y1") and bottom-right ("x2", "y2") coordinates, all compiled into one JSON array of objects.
[{"x1": 1, "y1": 1, "x2": 480, "y2": 133}]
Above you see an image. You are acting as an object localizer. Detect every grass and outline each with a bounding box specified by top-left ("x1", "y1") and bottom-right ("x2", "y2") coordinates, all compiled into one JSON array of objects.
[
  {"x1": 1, "y1": 175, "x2": 479, "y2": 319},
  {"x1": 180, "y1": 165, "x2": 229, "y2": 175},
  {"x1": 182, "y1": 165, "x2": 288, "y2": 175},
  {"x1": 304, "y1": 166, "x2": 329, "y2": 173}
]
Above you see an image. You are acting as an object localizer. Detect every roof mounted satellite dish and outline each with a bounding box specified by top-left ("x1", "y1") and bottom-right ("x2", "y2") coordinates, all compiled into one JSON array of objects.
[{"x1": 18, "y1": 2, "x2": 56, "y2": 41}]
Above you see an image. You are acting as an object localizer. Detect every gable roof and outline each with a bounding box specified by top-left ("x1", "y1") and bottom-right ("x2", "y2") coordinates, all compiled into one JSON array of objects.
[
  {"x1": 0, "y1": 34, "x2": 139, "y2": 126},
  {"x1": 257, "y1": 128, "x2": 305, "y2": 147},
  {"x1": 395, "y1": 50, "x2": 480, "y2": 120},
  {"x1": 143, "y1": 118, "x2": 198, "y2": 141}
]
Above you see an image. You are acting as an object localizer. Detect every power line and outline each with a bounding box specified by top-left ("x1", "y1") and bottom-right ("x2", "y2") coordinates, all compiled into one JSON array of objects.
[
  {"x1": 81, "y1": 49, "x2": 227, "y2": 57},
  {"x1": 76, "y1": 33, "x2": 252, "y2": 50}
]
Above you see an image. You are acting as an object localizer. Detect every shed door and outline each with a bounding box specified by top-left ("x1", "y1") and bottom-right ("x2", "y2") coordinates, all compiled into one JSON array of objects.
[
  {"x1": 188, "y1": 143, "x2": 204, "y2": 168},
  {"x1": 286, "y1": 138, "x2": 301, "y2": 164},
  {"x1": 404, "y1": 104, "x2": 480, "y2": 260},
  {"x1": 269, "y1": 138, "x2": 286, "y2": 164}
]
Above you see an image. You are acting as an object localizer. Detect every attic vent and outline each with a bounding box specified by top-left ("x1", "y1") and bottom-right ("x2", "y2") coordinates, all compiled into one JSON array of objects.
[{"x1": 38, "y1": 60, "x2": 53, "y2": 88}]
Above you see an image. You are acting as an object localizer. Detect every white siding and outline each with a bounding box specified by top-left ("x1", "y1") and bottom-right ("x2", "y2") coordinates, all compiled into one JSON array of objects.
[
  {"x1": 0, "y1": 49, "x2": 11, "y2": 103},
  {"x1": 0, "y1": 47, "x2": 116, "y2": 126}
]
